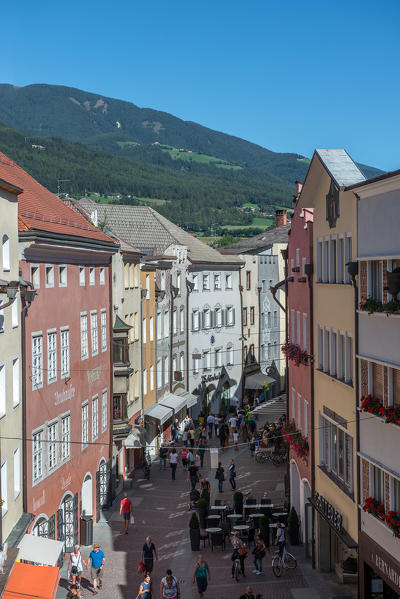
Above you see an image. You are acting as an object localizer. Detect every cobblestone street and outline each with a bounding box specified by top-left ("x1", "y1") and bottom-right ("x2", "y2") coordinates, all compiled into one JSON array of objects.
[{"x1": 56, "y1": 412, "x2": 356, "y2": 599}]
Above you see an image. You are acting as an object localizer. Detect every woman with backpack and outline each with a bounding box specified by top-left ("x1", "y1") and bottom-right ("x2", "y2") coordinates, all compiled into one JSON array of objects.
[
  {"x1": 160, "y1": 569, "x2": 180, "y2": 599},
  {"x1": 67, "y1": 544, "x2": 86, "y2": 588},
  {"x1": 252, "y1": 535, "x2": 266, "y2": 575}
]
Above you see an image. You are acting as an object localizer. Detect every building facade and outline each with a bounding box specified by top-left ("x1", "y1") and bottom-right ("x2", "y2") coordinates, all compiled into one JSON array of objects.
[
  {"x1": 299, "y1": 150, "x2": 365, "y2": 581},
  {"x1": 349, "y1": 171, "x2": 400, "y2": 599}
]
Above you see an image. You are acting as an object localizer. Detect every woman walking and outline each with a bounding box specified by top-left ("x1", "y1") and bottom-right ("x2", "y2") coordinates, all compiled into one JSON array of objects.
[
  {"x1": 192, "y1": 554, "x2": 210, "y2": 599},
  {"x1": 169, "y1": 448, "x2": 178, "y2": 481},
  {"x1": 215, "y1": 462, "x2": 225, "y2": 493},
  {"x1": 138, "y1": 572, "x2": 152, "y2": 599},
  {"x1": 67, "y1": 544, "x2": 86, "y2": 588},
  {"x1": 160, "y1": 569, "x2": 180, "y2": 599},
  {"x1": 252, "y1": 535, "x2": 266, "y2": 575}
]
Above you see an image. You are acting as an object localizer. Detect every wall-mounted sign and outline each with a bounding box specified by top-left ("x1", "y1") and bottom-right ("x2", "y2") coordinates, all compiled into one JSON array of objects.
[
  {"x1": 313, "y1": 492, "x2": 343, "y2": 533},
  {"x1": 210, "y1": 335, "x2": 215, "y2": 345},
  {"x1": 201, "y1": 372, "x2": 222, "y2": 383}
]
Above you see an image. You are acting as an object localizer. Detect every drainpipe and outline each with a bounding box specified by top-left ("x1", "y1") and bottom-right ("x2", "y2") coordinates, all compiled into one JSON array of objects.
[
  {"x1": 185, "y1": 276, "x2": 194, "y2": 394},
  {"x1": 280, "y1": 248, "x2": 290, "y2": 509},
  {"x1": 21, "y1": 302, "x2": 28, "y2": 519}
]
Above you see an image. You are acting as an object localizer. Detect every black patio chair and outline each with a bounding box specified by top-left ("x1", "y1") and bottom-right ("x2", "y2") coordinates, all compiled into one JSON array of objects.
[
  {"x1": 260, "y1": 498, "x2": 271, "y2": 505},
  {"x1": 211, "y1": 531, "x2": 225, "y2": 551},
  {"x1": 214, "y1": 499, "x2": 226, "y2": 506}
]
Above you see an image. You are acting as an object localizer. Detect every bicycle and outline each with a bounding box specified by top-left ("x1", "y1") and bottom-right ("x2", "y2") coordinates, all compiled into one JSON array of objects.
[
  {"x1": 271, "y1": 545, "x2": 297, "y2": 577},
  {"x1": 232, "y1": 556, "x2": 242, "y2": 582}
]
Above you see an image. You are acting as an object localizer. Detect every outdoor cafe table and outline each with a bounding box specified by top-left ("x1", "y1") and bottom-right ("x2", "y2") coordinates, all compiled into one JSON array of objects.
[
  {"x1": 227, "y1": 513, "x2": 241, "y2": 519},
  {"x1": 244, "y1": 504, "x2": 273, "y2": 509},
  {"x1": 272, "y1": 512, "x2": 288, "y2": 519},
  {"x1": 210, "y1": 505, "x2": 227, "y2": 510},
  {"x1": 205, "y1": 527, "x2": 222, "y2": 533},
  {"x1": 249, "y1": 512, "x2": 264, "y2": 524},
  {"x1": 233, "y1": 524, "x2": 250, "y2": 532}
]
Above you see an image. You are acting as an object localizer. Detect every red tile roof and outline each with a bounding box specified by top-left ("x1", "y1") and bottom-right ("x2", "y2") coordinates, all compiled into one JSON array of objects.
[{"x1": 0, "y1": 152, "x2": 115, "y2": 244}]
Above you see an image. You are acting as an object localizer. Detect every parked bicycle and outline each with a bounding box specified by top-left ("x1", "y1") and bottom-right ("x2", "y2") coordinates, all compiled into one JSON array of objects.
[{"x1": 271, "y1": 545, "x2": 297, "y2": 577}]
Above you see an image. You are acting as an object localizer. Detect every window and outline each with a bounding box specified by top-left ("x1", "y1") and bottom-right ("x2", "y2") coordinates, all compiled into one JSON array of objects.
[
  {"x1": 214, "y1": 274, "x2": 221, "y2": 290},
  {"x1": 33, "y1": 429, "x2": 44, "y2": 482},
  {"x1": 215, "y1": 307, "x2": 222, "y2": 327},
  {"x1": 291, "y1": 388, "x2": 296, "y2": 419},
  {"x1": 296, "y1": 311, "x2": 301, "y2": 345},
  {"x1": 368, "y1": 261, "x2": 383, "y2": 302},
  {"x1": 290, "y1": 309, "x2": 295, "y2": 342},
  {"x1": 12, "y1": 356, "x2": 20, "y2": 407},
  {"x1": 337, "y1": 238, "x2": 344, "y2": 283},
  {"x1": 79, "y1": 266, "x2": 85, "y2": 286},
  {"x1": 331, "y1": 332, "x2": 337, "y2": 377},
  {"x1": 81, "y1": 403, "x2": 89, "y2": 448},
  {"x1": 0, "y1": 363, "x2": 5, "y2": 417},
  {"x1": 89, "y1": 267, "x2": 95, "y2": 286},
  {"x1": 13, "y1": 447, "x2": 20, "y2": 498},
  {"x1": 203, "y1": 274, "x2": 210, "y2": 290},
  {"x1": 250, "y1": 307, "x2": 255, "y2": 326},
  {"x1": 392, "y1": 477, "x2": 400, "y2": 512},
  {"x1": 164, "y1": 357, "x2": 169, "y2": 386},
  {"x1": 323, "y1": 240, "x2": 329, "y2": 283},
  {"x1": 101, "y1": 310, "x2": 107, "y2": 352},
  {"x1": 1, "y1": 461, "x2": 7, "y2": 515},
  {"x1": 302, "y1": 257, "x2": 306, "y2": 277},
  {"x1": 323, "y1": 329, "x2": 330, "y2": 373},
  {"x1": 101, "y1": 390, "x2": 107, "y2": 433},
  {"x1": 129, "y1": 264, "x2": 134, "y2": 288},
  {"x1": 180, "y1": 353, "x2": 184, "y2": 375},
  {"x1": 267, "y1": 311, "x2": 271, "y2": 328},
  {"x1": 12, "y1": 296, "x2": 18, "y2": 328},
  {"x1": 157, "y1": 312, "x2": 162, "y2": 340},
  {"x1": 173, "y1": 310, "x2": 177, "y2": 334},
  {"x1": 58, "y1": 265, "x2": 67, "y2": 287},
  {"x1": 371, "y1": 465, "x2": 384, "y2": 503},
  {"x1": 261, "y1": 344, "x2": 265, "y2": 361},
  {"x1": 149, "y1": 316, "x2": 154, "y2": 341},
  {"x1": 157, "y1": 359, "x2": 162, "y2": 389},
  {"x1": 215, "y1": 348, "x2": 222, "y2": 368},
  {"x1": 80, "y1": 314, "x2": 88, "y2": 360},
  {"x1": 92, "y1": 395, "x2": 98, "y2": 440},
  {"x1": 163, "y1": 311, "x2": 169, "y2": 338},
  {"x1": 317, "y1": 326, "x2": 323, "y2": 370},
  {"x1": 193, "y1": 355, "x2": 200, "y2": 374},
  {"x1": 330, "y1": 239, "x2": 337, "y2": 283},
  {"x1": 262, "y1": 280, "x2": 266, "y2": 292},
  {"x1": 304, "y1": 400, "x2": 309, "y2": 437},
  {"x1": 2, "y1": 234, "x2": 10, "y2": 271},
  {"x1": 227, "y1": 345, "x2": 233, "y2": 365},
  {"x1": 150, "y1": 365, "x2": 154, "y2": 391},
  {"x1": 226, "y1": 307, "x2": 234, "y2": 326},
  {"x1": 338, "y1": 333, "x2": 345, "y2": 379},
  {"x1": 290, "y1": 258, "x2": 294, "y2": 273},
  {"x1": 295, "y1": 248, "x2": 300, "y2": 268},
  {"x1": 142, "y1": 318, "x2": 147, "y2": 344},
  {"x1": 243, "y1": 308, "x2": 248, "y2": 326},
  {"x1": 297, "y1": 394, "x2": 302, "y2": 431},
  {"x1": 48, "y1": 421, "x2": 58, "y2": 470},
  {"x1": 246, "y1": 271, "x2": 251, "y2": 290},
  {"x1": 61, "y1": 414, "x2": 70, "y2": 460},
  {"x1": 91, "y1": 312, "x2": 98, "y2": 355},
  {"x1": 193, "y1": 274, "x2": 198, "y2": 291},
  {"x1": 180, "y1": 308, "x2": 185, "y2": 333},
  {"x1": 146, "y1": 274, "x2": 150, "y2": 299},
  {"x1": 320, "y1": 415, "x2": 353, "y2": 491},
  {"x1": 302, "y1": 314, "x2": 307, "y2": 350},
  {"x1": 273, "y1": 311, "x2": 278, "y2": 328},
  {"x1": 32, "y1": 334, "x2": 43, "y2": 388},
  {"x1": 345, "y1": 335, "x2": 353, "y2": 384},
  {"x1": 225, "y1": 274, "x2": 232, "y2": 289},
  {"x1": 99, "y1": 267, "x2": 105, "y2": 285},
  {"x1": 113, "y1": 337, "x2": 129, "y2": 364},
  {"x1": 176, "y1": 273, "x2": 181, "y2": 294},
  {"x1": 31, "y1": 265, "x2": 40, "y2": 289},
  {"x1": 203, "y1": 308, "x2": 211, "y2": 329},
  {"x1": 124, "y1": 263, "x2": 129, "y2": 288},
  {"x1": 160, "y1": 271, "x2": 166, "y2": 291},
  {"x1": 345, "y1": 236, "x2": 352, "y2": 284},
  {"x1": 192, "y1": 310, "x2": 200, "y2": 332},
  {"x1": 267, "y1": 343, "x2": 271, "y2": 359},
  {"x1": 203, "y1": 350, "x2": 211, "y2": 371},
  {"x1": 45, "y1": 265, "x2": 54, "y2": 288},
  {"x1": 47, "y1": 331, "x2": 57, "y2": 383}
]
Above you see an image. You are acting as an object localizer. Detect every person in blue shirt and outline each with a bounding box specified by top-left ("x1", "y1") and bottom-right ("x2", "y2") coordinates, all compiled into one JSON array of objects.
[{"x1": 87, "y1": 543, "x2": 106, "y2": 594}]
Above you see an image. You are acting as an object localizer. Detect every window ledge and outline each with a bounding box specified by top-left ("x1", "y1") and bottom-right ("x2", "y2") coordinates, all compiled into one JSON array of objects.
[
  {"x1": 316, "y1": 368, "x2": 353, "y2": 389},
  {"x1": 318, "y1": 465, "x2": 354, "y2": 501}
]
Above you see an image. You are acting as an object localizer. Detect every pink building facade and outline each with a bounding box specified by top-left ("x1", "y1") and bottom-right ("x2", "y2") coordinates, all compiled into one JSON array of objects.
[{"x1": 287, "y1": 183, "x2": 314, "y2": 553}]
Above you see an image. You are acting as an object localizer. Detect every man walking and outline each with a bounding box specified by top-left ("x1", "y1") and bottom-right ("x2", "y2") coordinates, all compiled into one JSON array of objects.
[
  {"x1": 142, "y1": 536, "x2": 158, "y2": 573},
  {"x1": 119, "y1": 492, "x2": 133, "y2": 534},
  {"x1": 159, "y1": 443, "x2": 168, "y2": 470},
  {"x1": 188, "y1": 462, "x2": 199, "y2": 491},
  {"x1": 207, "y1": 413, "x2": 214, "y2": 439},
  {"x1": 228, "y1": 458, "x2": 236, "y2": 490},
  {"x1": 87, "y1": 543, "x2": 106, "y2": 594}
]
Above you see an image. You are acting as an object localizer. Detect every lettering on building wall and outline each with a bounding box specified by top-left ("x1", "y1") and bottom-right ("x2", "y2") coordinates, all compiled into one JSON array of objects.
[
  {"x1": 201, "y1": 372, "x2": 222, "y2": 383},
  {"x1": 61, "y1": 474, "x2": 72, "y2": 490},
  {"x1": 54, "y1": 384, "x2": 75, "y2": 406},
  {"x1": 372, "y1": 552, "x2": 400, "y2": 590},
  {"x1": 314, "y1": 492, "x2": 343, "y2": 533},
  {"x1": 33, "y1": 490, "x2": 46, "y2": 511}
]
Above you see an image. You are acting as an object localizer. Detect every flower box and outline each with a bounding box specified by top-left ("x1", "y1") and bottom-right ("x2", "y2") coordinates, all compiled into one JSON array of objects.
[
  {"x1": 281, "y1": 341, "x2": 309, "y2": 366},
  {"x1": 360, "y1": 297, "x2": 400, "y2": 315},
  {"x1": 282, "y1": 419, "x2": 309, "y2": 460},
  {"x1": 360, "y1": 395, "x2": 400, "y2": 426},
  {"x1": 363, "y1": 497, "x2": 400, "y2": 539}
]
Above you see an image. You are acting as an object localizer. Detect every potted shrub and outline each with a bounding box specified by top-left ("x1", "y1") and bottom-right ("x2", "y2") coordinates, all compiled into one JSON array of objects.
[
  {"x1": 233, "y1": 491, "x2": 244, "y2": 515},
  {"x1": 197, "y1": 497, "x2": 208, "y2": 529},
  {"x1": 387, "y1": 268, "x2": 400, "y2": 299},
  {"x1": 287, "y1": 507, "x2": 300, "y2": 545},
  {"x1": 259, "y1": 515, "x2": 270, "y2": 547},
  {"x1": 189, "y1": 512, "x2": 200, "y2": 551}
]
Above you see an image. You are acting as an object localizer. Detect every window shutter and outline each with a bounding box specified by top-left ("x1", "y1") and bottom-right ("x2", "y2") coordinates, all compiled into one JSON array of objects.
[
  {"x1": 211, "y1": 310, "x2": 215, "y2": 329},
  {"x1": 191, "y1": 311, "x2": 195, "y2": 332},
  {"x1": 201, "y1": 311, "x2": 204, "y2": 330}
]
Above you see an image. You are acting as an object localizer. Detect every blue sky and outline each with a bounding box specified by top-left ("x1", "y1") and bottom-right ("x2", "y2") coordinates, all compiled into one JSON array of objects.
[{"x1": 3, "y1": 0, "x2": 399, "y2": 170}]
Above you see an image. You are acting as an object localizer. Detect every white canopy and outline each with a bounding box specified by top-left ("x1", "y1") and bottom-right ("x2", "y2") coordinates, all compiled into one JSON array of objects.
[
  {"x1": 159, "y1": 394, "x2": 187, "y2": 413},
  {"x1": 17, "y1": 533, "x2": 64, "y2": 567},
  {"x1": 144, "y1": 403, "x2": 173, "y2": 425},
  {"x1": 176, "y1": 391, "x2": 198, "y2": 409}
]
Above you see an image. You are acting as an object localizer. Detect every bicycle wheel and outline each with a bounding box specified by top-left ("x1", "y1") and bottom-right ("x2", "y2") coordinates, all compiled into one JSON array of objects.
[
  {"x1": 285, "y1": 552, "x2": 297, "y2": 569},
  {"x1": 272, "y1": 556, "x2": 283, "y2": 577},
  {"x1": 234, "y1": 562, "x2": 240, "y2": 582},
  {"x1": 255, "y1": 452, "x2": 264, "y2": 464}
]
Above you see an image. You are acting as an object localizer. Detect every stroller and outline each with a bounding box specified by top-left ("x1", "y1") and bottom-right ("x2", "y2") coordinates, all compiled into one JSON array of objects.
[{"x1": 189, "y1": 489, "x2": 200, "y2": 510}]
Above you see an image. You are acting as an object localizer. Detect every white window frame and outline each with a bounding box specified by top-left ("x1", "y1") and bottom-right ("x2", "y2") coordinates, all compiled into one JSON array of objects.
[
  {"x1": 304, "y1": 400, "x2": 309, "y2": 437},
  {"x1": 2, "y1": 234, "x2": 10, "y2": 272},
  {"x1": 203, "y1": 274, "x2": 210, "y2": 291},
  {"x1": 193, "y1": 274, "x2": 198, "y2": 291},
  {"x1": 323, "y1": 239, "x2": 329, "y2": 283},
  {"x1": 157, "y1": 312, "x2": 162, "y2": 340},
  {"x1": 226, "y1": 306, "x2": 234, "y2": 327},
  {"x1": 92, "y1": 395, "x2": 99, "y2": 441},
  {"x1": 291, "y1": 388, "x2": 296, "y2": 420},
  {"x1": 0, "y1": 362, "x2": 5, "y2": 418},
  {"x1": 345, "y1": 334, "x2": 353, "y2": 384},
  {"x1": 225, "y1": 274, "x2": 232, "y2": 289},
  {"x1": 193, "y1": 310, "x2": 200, "y2": 332},
  {"x1": 48, "y1": 420, "x2": 58, "y2": 471},
  {"x1": 180, "y1": 308, "x2": 185, "y2": 333},
  {"x1": 338, "y1": 332, "x2": 345, "y2": 380},
  {"x1": 45, "y1": 264, "x2": 54, "y2": 288},
  {"x1": 91, "y1": 311, "x2": 99, "y2": 356},
  {"x1": 330, "y1": 331, "x2": 337, "y2": 377},
  {"x1": 291, "y1": 309, "x2": 295, "y2": 342},
  {"x1": 296, "y1": 311, "x2": 301, "y2": 346},
  {"x1": 203, "y1": 308, "x2": 211, "y2": 329},
  {"x1": 317, "y1": 326, "x2": 323, "y2": 370},
  {"x1": 227, "y1": 345, "x2": 233, "y2": 366},
  {"x1": 143, "y1": 369, "x2": 147, "y2": 396},
  {"x1": 157, "y1": 359, "x2": 162, "y2": 389},
  {"x1": 12, "y1": 296, "x2": 18, "y2": 328},
  {"x1": 47, "y1": 330, "x2": 57, "y2": 384},
  {"x1": 330, "y1": 237, "x2": 337, "y2": 283},
  {"x1": 1, "y1": 460, "x2": 7, "y2": 515},
  {"x1": 32, "y1": 428, "x2": 44, "y2": 483},
  {"x1": 81, "y1": 402, "x2": 89, "y2": 449},
  {"x1": 337, "y1": 237, "x2": 344, "y2": 284},
  {"x1": 164, "y1": 357, "x2": 169, "y2": 386},
  {"x1": 142, "y1": 318, "x2": 147, "y2": 344},
  {"x1": 89, "y1": 267, "x2": 95, "y2": 286},
  {"x1": 12, "y1": 356, "x2": 20, "y2": 407},
  {"x1": 32, "y1": 333, "x2": 43, "y2": 389},
  {"x1": 99, "y1": 267, "x2": 105, "y2": 285},
  {"x1": 323, "y1": 328, "x2": 330, "y2": 373},
  {"x1": 214, "y1": 273, "x2": 221, "y2": 290},
  {"x1": 79, "y1": 266, "x2": 85, "y2": 286},
  {"x1": 345, "y1": 235, "x2": 352, "y2": 284},
  {"x1": 149, "y1": 316, "x2": 154, "y2": 341},
  {"x1": 13, "y1": 447, "x2": 21, "y2": 499},
  {"x1": 80, "y1": 313, "x2": 88, "y2": 360},
  {"x1": 101, "y1": 310, "x2": 107, "y2": 352},
  {"x1": 61, "y1": 413, "x2": 71, "y2": 460},
  {"x1": 297, "y1": 393, "x2": 302, "y2": 431},
  {"x1": 150, "y1": 365, "x2": 154, "y2": 391},
  {"x1": 101, "y1": 390, "x2": 107, "y2": 433},
  {"x1": 302, "y1": 313, "x2": 307, "y2": 351},
  {"x1": 31, "y1": 264, "x2": 40, "y2": 289}
]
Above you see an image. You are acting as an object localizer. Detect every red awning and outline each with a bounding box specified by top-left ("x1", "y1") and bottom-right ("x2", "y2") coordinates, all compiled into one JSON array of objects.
[{"x1": 3, "y1": 562, "x2": 60, "y2": 599}]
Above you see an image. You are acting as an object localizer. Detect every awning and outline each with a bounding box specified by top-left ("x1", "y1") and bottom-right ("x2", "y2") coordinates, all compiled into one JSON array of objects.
[
  {"x1": 245, "y1": 371, "x2": 275, "y2": 389},
  {"x1": 144, "y1": 403, "x2": 173, "y2": 426},
  {"x1": 177, "y1": 391, "x2": 199, "y2": 409},
  {"x1": 159, "y1": 393, "x2": 187, "y2": 413},
  {"x1": 124, "y1": 427, "x2": 146, "y2": 448},
  {"x1": 17, "y1": 533, "x2": 64, "y2": 566},
  {"x1": 3, "y1": 562, "x2": 60, "y2": 599}
]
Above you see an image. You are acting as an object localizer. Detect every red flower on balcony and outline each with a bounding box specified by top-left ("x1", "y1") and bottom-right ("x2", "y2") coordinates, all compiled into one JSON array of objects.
[
  {"x1": 281, "y1": 342, "x2": 310, "y2": 366},
  {"x1": 360, "y1": 395, "x2": 400, "y2": 425},
  {"x1": 363, "y1": 497, "x2": 400, "y2": 539}
]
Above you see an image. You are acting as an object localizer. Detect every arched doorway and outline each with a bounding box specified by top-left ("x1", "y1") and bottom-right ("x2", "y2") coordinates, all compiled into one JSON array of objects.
[
  {"x1": 302, "y1": 479, "x2": 312, "y2": 557},
  {"x1": 81, "y1": 474, "x2": 93, "y2": 516},
  {"x1": 290, "y1": 460, "x2": 301, "y2": 516},
  {"x1": 58, "y1": 492, "x2": 78, "y2": 552},
  {"x1": 96, "y1": 458, "x2": 110, "y2": 521}
]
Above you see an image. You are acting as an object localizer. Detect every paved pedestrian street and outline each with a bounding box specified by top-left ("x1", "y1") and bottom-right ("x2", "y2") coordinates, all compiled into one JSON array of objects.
[{"x1": 56, "y1": 421, "x2": 356, "y2": 599}]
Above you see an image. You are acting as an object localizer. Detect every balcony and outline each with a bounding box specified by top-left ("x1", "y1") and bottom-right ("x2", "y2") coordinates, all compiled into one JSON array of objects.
[
  {"x1": 113, "y1": 337, "x2": 130, "y2": 366},
  {"x1": 113, "y1": 393, "x2": 130, "y2": 441}
]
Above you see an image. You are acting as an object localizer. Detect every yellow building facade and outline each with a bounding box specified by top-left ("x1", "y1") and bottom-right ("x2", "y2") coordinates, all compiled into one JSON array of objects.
[{"x1": 299, "y1": 150, "x2": 365, "y2": 580}]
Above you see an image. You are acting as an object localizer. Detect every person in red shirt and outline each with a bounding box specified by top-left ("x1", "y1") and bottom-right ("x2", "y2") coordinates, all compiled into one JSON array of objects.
[{"x1": 120, "y1": 492, "x2": 133, "y2": 534}]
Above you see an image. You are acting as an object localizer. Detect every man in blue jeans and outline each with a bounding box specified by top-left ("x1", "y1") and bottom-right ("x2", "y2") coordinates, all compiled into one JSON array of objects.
[{"x1": 87, "y1": 543, "x2": 106, "y2": 594}]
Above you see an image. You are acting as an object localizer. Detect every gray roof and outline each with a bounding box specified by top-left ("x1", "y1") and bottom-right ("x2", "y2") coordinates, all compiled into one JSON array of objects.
[
  {"x1": 78, "y1": 199, "x2": 241, "y2": 265},
  {"x1": 219, "y1": 223, "x2": 290, "y2": 255},
  {"x1": 316, "y1": 149, "x2": 365, "y2": 188}
]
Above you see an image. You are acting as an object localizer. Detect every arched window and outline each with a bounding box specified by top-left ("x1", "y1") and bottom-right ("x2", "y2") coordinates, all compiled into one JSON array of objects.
[
  {"x1": 2, "y1": 234, "x2": 10, "y2": 271},
  {"x1": 33, "y1": 516, "x2": 49, "y2": 538}
]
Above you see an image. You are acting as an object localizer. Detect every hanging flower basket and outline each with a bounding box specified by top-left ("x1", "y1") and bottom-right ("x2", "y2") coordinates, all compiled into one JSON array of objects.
[
  {"x1": 281, "y1": 342, "x2": 309, "y2": 366},
  {"x1": 282, "y1": 419, "x2": 309, "y2": 460}
]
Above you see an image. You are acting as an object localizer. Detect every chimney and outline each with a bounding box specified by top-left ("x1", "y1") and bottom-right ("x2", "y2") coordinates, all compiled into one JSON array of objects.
[{"x1": 275, "y1": 209, "x2": 287, "y2": 228}]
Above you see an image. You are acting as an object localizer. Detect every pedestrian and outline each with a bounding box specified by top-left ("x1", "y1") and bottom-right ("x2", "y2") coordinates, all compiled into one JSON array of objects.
[
  {"x1": 229, "y1": 413, "x2": 237, "y2": 436},
  {"x1": 138, "y1": 572, "x2": 152, "y2": 599},
  {"x1": 192, "y1": 554, "x2": 210, "y2": 599},
  {"x1": 188, "y1": 462, "x2": 199, "y2": 491},
  {"x1": 160, "y1": 569, "x2": 180, "y2": 599},
  {"x1": 159, "y1": 444, "x2": 168, "y2": 470},
  {"x1": 169, "y1": 448, "x2": 178, "y2": 480},
  {"x1": 239, "y1": 586, "x2": 255, "y2": 599},
  {"x1": 198, "y1": 439, "x2": 206, "y2": 468},
  {"x1": 119, "y1": 492, "x2": 133, "y2": 534},
  {"x1": 194, "y1": 450, "x2": 201, "y2": 469},
  {"x1": 231, "y1": 532, "x2": 247, "y2": 578},
  {"x1": 215, "y1": 462, "x2": 225, "y2": 493},
  {"x1": 86, "y1": 543, "x2": 106, "y2": 595},
  {"x1": 233, "y1": 429, "x2": 239, "y2": 451},
  {"x1": 214, "y1": 415, "x2": 220, "y2": 437},
  {"x1": 207, "y1": 413, "x2": 214, "y2": 438},
  {"x1": 249, "y1": 435, "x2": 256, "y2": 459},
  {"x1": 189, "y1": 427, "x2": 196, "y2": 448},
  {"x1": 180, "y1": 446, "x2": 188, "y2": 469},
  {"x1": 187, "y1": 448, "x2": 194, "y2": 465},
  {"x1": 141, "y1": 536, "x2": 158, "y2": 573},
  {"x1": 275, "y1": 523, "x2": 285, "y2": 556},
  {"x1": 182, "y1": 427, "x2": 188, "y2": 447},
  {"x1": 228, "y1": 458, "x2": 236, "y2": 490},
  {"x1": 218, "y1": 424, "x2": 226, "y2": 450},
  {"x1": 252, "y1": 535, "x2": 266, "y2": 575},
  {"x1": 67, "y1": 544, "x2": 86, "y2": 588}
]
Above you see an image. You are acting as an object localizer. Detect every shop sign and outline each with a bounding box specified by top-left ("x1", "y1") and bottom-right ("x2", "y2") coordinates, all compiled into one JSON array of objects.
[
  {"x1": 314, "y1": 492, "x2": 343, "y2": 533},
  {"x1": 201, "y1": 372, "x2": 222, "y2": 382},
  {"x1": 371, "y1": 551, "x2": 400, "y2": 591},
  {"x1": 54, "y1": 384, "x2": 75, "y2": 406}
]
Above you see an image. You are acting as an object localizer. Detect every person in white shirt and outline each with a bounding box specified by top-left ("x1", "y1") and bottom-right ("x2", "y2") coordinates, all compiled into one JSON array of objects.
[
  {"x1": 229, "y1": 415, "x2": 237, "y2": 435},
  {"x1": 275, "y1": 523, "x2": 285, "y2": 556},
  {"x1": 207, "y1": 414, "x2": 214, "y2": 438}
]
